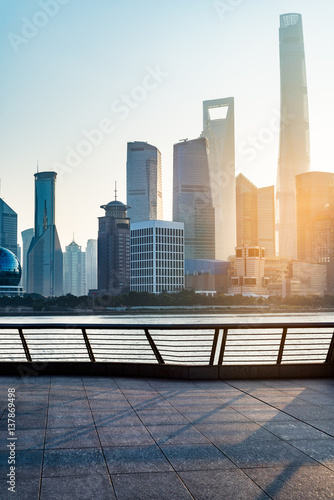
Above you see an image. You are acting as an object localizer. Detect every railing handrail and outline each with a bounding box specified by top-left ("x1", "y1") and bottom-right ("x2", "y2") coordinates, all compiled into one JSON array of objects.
[{"x1": 1, "y1": 322, "x2": 334, "y2": 330}]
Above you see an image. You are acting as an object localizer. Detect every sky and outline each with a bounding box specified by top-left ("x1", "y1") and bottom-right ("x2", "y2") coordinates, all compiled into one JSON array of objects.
[{"x1": 1, "y1": 0, "x2": 334, "y2": 251}]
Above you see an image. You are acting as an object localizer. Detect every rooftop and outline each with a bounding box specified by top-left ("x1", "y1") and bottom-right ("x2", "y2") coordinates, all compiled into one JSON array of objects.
[{"x1": 1, "y1": 376, "x2": 333, "y2": 499}]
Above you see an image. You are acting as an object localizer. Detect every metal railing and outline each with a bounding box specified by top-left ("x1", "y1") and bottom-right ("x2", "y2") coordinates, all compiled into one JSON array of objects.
[{"x1": 0, "y1": 322, "x2": 334, "y2": 366}]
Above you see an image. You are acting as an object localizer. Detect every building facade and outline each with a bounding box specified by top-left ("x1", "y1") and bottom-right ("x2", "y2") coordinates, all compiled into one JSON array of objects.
[
  {"x1": 257, "y1": 185, "x2": 276, "y2": 257},
  {"x1": 64, "y1": 240, "x2": 86, "y2": 296},
  {"x1": 236, "y1": 175, "x2": 275, "y2": 257},
  {"x1": 21, "y1": 228, "x2": 34, "y2": 292},
  {"x1": 0, "y1": 198, "x2": 18, "y2": 257},
  {"x1": 27, "y1": 171, "x2": 63, "y2": 296},
  {"x1": 276, "y1": 13, "x2": 310, "y2": 259},
  {"x1": 202, "y1": 97, "x2": 236, "y2": 260},
  {"x1": 236, "y1": 174, "x2": 258, "y2": 248},
  {"x1": 131, "y1": 220, "x2": 184, "y2": 294},
  {"x1": 173, "y1": 137, "x2": 215, "y2": 260},
  {"x1": 98, "y1": 199, "x2": 130, "y2": 295},
  {"x1": 296, "y1": 171, "x2": 334, "y2": 294},
  {"x1": 127, "y1": 141, "x2": 163, "y2": 223},
  {"x1": 229, "y1": 246, "x2": 268, "y2": 295},
  {"x1": 85, "y1": 239, "x2": 97, "y2": 291}
]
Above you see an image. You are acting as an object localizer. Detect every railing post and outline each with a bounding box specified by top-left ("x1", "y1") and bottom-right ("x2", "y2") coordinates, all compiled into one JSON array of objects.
[
  {"x1": 209, "y1": 328, "x2": 220, "y2": 365},
  {"x1": 277, "y1": 327, "x2": 288, "y2": 364},
  {"x1": 144, "y1": 328, "x2": 164, "y2": 364},
  {"x1": 18, "y1": 328, "x2": 32, "y2": 362},
  {"x1": 82, "y1": 328, "x2": 95, "y2": 362},
  {"x1": 218, "y1": 328, "x2": 228, "y2": 365},
  {"x1": 325, "y1": 332, "x2": 334, "y2": 364}
]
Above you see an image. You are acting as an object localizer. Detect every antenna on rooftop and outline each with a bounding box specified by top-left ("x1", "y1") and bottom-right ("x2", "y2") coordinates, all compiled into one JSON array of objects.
[{"x1": 114, "y1": 181, "x2": 117, "y2": 201}]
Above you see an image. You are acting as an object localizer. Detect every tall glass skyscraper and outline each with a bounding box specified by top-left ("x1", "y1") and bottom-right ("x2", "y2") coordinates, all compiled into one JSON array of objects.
[
  {"x1": 21, "y1": 228, "x2": 33, "y2": 292},
  {"x1": 173, "y1": 137, "x2": 215, "y2": 260},
  {"x1": 276, "y1": 13, "x2": 310, "y2": 259},
  {"x1": 85, "y1": 239, "x2": 97, "y2": 291},
  {"x1": 64, "y1": 240, "x2": 86, "y2": 296},
  {"x1": 202, "y1": 97, "x2": 236, "y2": 260},
  {"x1": 126, "y1": 141, "x2": 163, "y2": 223},
  {"x1": 0, "y1": 198, "x2": 18, "y2": 257},
  {"x1": 27, "y1": 171, "x2": 63, "y2": 296}
]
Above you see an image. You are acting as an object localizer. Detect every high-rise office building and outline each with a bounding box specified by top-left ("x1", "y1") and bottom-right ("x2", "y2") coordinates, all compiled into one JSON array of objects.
[
  {"x1": 257, "y1": 186, "x2": 276, "y2": 257},
  {"x1": 296, "y1": 171, "x2": 334, "y2": 260},
  {"x1": 98, "y1": 197, "x2": 130, "y2": 295},
  {"x1": 131, "y1": 220, "x2": 184, "y2": 294},
  {"x1": 85, "y1": 239, "x2": 97, "y2": 291},
  {"x1": 126, "y1": 141, "x2": 163, "y2": 223},
  {"x1": 21, "y1": 228, "x2": 34, "y2": 292},
  {"x1": 236, "y1": 174, "x2": 258, "y2": 248},
  {"x1": 276, "y1": 13, "x2": 310, "y2": 259},
  {"x1": 202, "y1": 97, "x2": 236, "y2": 260},
  {"x1": 64, "y1": 240, "x2": 86, "y2": 296},
  {"x1": 27, "y1": 171, "x2": 63, "y2": 296},
  {"x1": 173, "y1": 138, "x2": 215, "y2": 260},
  {"x1": 0, "y1": 198, "x2": 18, "y2": 257},
  {"x1": 236, "y1": 174, "x2": 275, "y2": 257}
]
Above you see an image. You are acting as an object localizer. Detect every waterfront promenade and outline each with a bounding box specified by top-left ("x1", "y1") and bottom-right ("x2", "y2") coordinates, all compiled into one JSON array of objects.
[{"x1": 0, "y1": 375, "x2": 333, "y2": 499}]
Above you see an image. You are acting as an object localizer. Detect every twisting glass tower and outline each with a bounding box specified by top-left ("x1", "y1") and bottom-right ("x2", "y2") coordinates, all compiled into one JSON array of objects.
[{"x1": 276, "y1": 13, "x2": 310, "y2": 259}]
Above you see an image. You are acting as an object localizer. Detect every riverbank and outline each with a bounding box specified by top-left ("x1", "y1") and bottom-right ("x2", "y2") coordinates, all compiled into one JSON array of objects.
[{"x1": 0, "y1": 305, "x2": 334, "y2": 316}]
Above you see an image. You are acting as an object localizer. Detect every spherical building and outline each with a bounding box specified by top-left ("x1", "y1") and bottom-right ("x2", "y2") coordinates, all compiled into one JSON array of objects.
[{"x1": 0, "y1": 247, "x2": 22, "y2": 295}]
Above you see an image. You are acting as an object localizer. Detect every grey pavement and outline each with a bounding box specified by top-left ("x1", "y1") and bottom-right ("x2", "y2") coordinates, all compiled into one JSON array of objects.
[{"x1": 0, "y1": 376, "x2": 333, "y2": 499}]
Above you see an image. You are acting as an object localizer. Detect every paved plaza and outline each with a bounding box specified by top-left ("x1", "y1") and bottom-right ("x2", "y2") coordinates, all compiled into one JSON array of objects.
[{"x1": 0, "y1": 375, "x2": 333, "y2": 499}]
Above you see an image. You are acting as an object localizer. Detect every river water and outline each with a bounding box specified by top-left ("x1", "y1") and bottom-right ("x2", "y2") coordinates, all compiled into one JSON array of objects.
[{"x1": 1, "y1": 311, "x2": 333, "y2": 364}]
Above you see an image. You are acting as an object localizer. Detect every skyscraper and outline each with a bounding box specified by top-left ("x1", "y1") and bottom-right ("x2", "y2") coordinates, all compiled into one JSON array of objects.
[
  {"x1": 98, "y1": 197, "x2": 130, "y2": 295},
  {"x1": 173, "y1": 137, "x2": 215, "y2": 260},
  {"x1": 21, "y1": 228, "x2": 34, "y2": 292},
  {"x1": 0, "y1": 198, "x2": 18, "y2": 257},
  {"x1": 27, "y1": 171, "x2": 63, "y2": 296},
  {"x1": 126, "y1": 141, "x2": 163, "y2": 223},
  {"x1": 257, "y1": 186, "x2": 276, "y2": 257},
  {"x1": 296, "y1": 171, "x2": 334, "y2": 262},
  {"x1": 236, "y1": 174, "x2": 258, "y2": 248},
  {"x1": 202, "y1": 97, "x2": 236, "y2": 260},
  {"x1": 131, "y1": 220, "x2": 184, "y2": 294},
  {"x1": 276, "y1": 13, "x2": 310, "y2": 259},
  {"x1": 85, "y1": 239, "x2": 97, "y2": 291},
  {"x1": 64, "y1": 240, "x2": 86, "y2": 296},
  {"x1": 236, "y1": 174, "x2": 275, "y2": 257}
]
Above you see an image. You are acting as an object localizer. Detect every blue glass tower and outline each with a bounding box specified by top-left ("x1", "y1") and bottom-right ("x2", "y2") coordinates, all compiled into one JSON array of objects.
[{"x1": 27, "y1": 171, "x2": 63, "y2": 296}]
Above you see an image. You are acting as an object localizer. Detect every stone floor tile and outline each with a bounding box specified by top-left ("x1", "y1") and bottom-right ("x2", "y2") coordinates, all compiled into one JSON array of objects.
[
  {"x1": 43, "y1": 448, "x2": 106, "y2": 477},
  {"x1": 160, "y1": 443, "x2": 236, "y2": 471},
  {"x1": 98, "y1": 424, "x2": 155, "y2": 447},
  {"x1": 307, "y1": 419, "x2": 334, "y2": 436},
  {"x1": 245, "y1": 465, "x2": 334, "y2": 499},
  {"x1": 40, "y1": 474, "x2": 116, "y2": 499},
  {"x1": 93, "y1": 410, "x2": 142, "y2": 427},
  {"x1": 135, "y1": 408, "x2": 189, "y2": 425},
  {"x1": 262, "y1": 421, "x2": 328, "y2": 441},
  {"x1": 179, "y1": 469, "x2": 270, "y2": 499},
  {"x1": 45, "y1": 426, "x2": 100, "y2": 449},
  {"x1": 216, "y1": 434, "x2": 317, "y2": 468},
  {"x1": 289, "y1": 437, "x2": 334, "y2": 470},
  {"x1": 0, "y1": 477, "x2": 40, "y2": 500},
  {"x1": 0, "y1": 449, "x2": 43, "y2": 479},
  {"x1": 146, "y1": 424, "x2": 209, "y2": 445},
  {"x1": 47, "y1": 412, "x2": 94, "y2": 429},
  {"x1": 104, "y1": 445, "x2": 172, "y2": 474},
  {"x1": 112, "y1": 472, "x2": 193, "y2": 500}
]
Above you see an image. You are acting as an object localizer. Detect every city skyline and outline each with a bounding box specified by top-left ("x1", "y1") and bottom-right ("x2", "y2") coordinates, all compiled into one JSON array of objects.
[{"x1": 1, "y1": 1, "x2": 334, "y2": 248}]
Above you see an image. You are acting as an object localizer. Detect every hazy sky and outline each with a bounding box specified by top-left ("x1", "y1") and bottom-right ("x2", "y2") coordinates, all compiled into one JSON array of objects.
[{"x1": 1, "y1": 0, "x2": 334, "y2": 250}]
